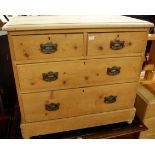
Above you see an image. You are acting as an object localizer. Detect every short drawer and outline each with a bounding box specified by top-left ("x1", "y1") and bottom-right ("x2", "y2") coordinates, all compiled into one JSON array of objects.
[
  {"x1": 12, "y1": 33, "x2": 84, "y2": 60},
  {"x1": 87, "y1": 32, "x2": 147, "y2": 56},
  {"x1": 22, "y1": 82, "x2": 137, "y2": 122},
  {"x1": 17, "y1": 57, "x2": 142, "y2": 92}
]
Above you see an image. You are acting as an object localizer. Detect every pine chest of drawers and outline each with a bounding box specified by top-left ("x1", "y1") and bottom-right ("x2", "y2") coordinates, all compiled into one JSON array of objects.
[{"x1": 3, "y1": 16, "x2": 153, "y2": 138}]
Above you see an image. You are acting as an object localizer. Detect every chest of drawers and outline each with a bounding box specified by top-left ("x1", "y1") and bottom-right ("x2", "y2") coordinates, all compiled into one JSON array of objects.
[{"x1": 3, "y1": 16, "x2": 153, "y2": 138}]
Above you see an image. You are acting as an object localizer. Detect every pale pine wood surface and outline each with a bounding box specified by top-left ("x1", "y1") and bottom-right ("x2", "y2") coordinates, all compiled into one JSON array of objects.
[
  {"x1": 21, "y1": 82, "x2": 137, "y2": 122},
  {"x1": 4, "y1": 16, "x2": 151, "y2": 138},
  {"x1": 2, "y1": 16, "x2": 153, "y2": 31},
  {"x1": 135, "y1": 85, "x2": 155, "y2": 120},
  {"x1": 137, "y1": 85, "x2": 155, "y2": 105},
  {"x1": 143, "y1": 117, "x2": 155, "y2": 129},
  {"x1": 139, "y1": 132, "x2": 155, "y2": 139},
  {"x1": 21, "y1": 108, "x2": 136, "y2": 138},
  {"x1": 7, "y1": 34, "x2": 26, "y2": 122},
  {"x1": 11, "y1": 31, "x2": 147, "y2": 61},
  {"x1": 88, "y1": 32, "x2": 148, "y2": 56},
  {"x1": 12, "y1": 33, "x2": 84, "y2": 61},
  {"x1": 17, "y1": 57, "x2": 142, "y2": 93},
  {"x1": 135, "y1": 96, "x2": 148, "y2": 120},
  {"x1": 9, "y1": 28, "x2": 149, "y2": 36},
  {"x1": 139, "y1": 128, "x2": 155, "y2": 138},
  {"x1": 148, "y1": 34, "x2": 155, "y2": 40},
  {"x1": 145, "y1": 84, "x2": 155, "y2": 95},
  {"x1": 135, "y1": 85, "x2": 155, "y2": 139}
]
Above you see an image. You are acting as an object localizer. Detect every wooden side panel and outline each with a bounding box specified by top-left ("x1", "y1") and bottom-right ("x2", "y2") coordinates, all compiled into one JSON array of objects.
[
  {"x1": 136, "y1": 85, "x2": 155, "y2": 119},
  {"x1": 7, "y1": 34, "x2": 26, "y2": 122},
  {"x1": 17, "y1": 57, "x2": 142, "y2": 92},
  {"x1": 87, "y1": 32, "x2": 147, "y2": 56},
  {"x1": 143, "y1": 117, "x2": 155, "y2": 129},
  {"x1": 21, "y1": 108, "x2": 136, "y2": 138},
  {"x1": 22, "y1": 82, "x2": 137, "y2": 122},
  {"x1": 145, "y1": 84, "x2": 155, "y2": 96},
  {"x1": 12, "y1": 33, "x2": 84, "y2": 60},
  {"x1": 135, "y1": 96, "x2": 155, "y2": 120},
  {"x1": 135, "y1": 95, "x2": 148, "y2": 120}
]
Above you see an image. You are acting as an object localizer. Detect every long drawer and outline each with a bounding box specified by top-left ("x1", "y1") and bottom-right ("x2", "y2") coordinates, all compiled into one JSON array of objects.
[
  {"x1": 87, "y1": 32, "x2": 147, "y2": 56},
  {"x1": 12, "y1": 33, "x2": 84, "y2": 60},
  {"x1": 21, "y1": 82, "x2": 137, "y2": 122},
  {"x1": 17, "y1": 57, "x2": 142, "y2": 92}
]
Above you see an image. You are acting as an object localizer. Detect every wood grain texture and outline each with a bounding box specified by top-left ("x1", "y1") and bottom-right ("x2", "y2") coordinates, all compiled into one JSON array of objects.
[
  {"x1": 8, "y1": 28, "x2": 149, "y2": 36},
  {"x1": 2, "y1": 16, "x2": 153, "y2": 31},
  {"x1": 20, "y1": 108, "x2": 136, "y2": 138},
  {"x1": 135, "y1": 85, "x2": 155, "y2": 119},
  {"x1": 21, "y1": 82, "x2": 137, "y2": 122},
  {"x1": 135, "y1": 85, "x2": 155, "y2": 139},
  {"x1": 4, "y1": 16, "x2": 151, "y2": 138},
  {"x1": 12, "y1": 33, "x2": 84, "y2": 61},
  {"x1": 135, "y1": 95, "x2": 148, "y2": 120},
  {"x1": 13, "y1": 53, "x2": 144, "y2": 65},
  {"x1": 88, "y1": 32, "x2": 148, "y2": 56},
  {"x1": 7, "y1": 34, "x2": 26, "y2": 122},
  {"x1": 17, "y1": 57, "x2": 142, "y2": 93}
]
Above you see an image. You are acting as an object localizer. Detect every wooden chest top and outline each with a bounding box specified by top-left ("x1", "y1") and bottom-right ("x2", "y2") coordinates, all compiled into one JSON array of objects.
[{"x1": 3, "y1": 15, "x2": 153, "y2": 31}]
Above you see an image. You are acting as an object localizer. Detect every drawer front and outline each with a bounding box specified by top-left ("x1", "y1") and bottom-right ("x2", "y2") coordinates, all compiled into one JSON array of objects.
[
  {"x1": 22, "y1": 82, "x2": 137, "y2": 122},
  {"x1": 12, "y1": 33, "x2": 84, "y2": 60},
  {"x1": 87, "y1": 32, "x2": 147, "y2": 56},
  {"x1": 17, "y1": 57, "x2": 141, "y2": 92}
]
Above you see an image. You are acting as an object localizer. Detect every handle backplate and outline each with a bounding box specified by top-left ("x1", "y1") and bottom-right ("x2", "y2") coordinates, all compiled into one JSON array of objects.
[
  {"x1": 110, "y1": 40, "x2": 125, "y2": 50},
  {"x1": 107, "y1": 66, "x2": 121, "y2": 76},
  {"x1": 104, "y1": 96, "x2": 117, "y2": 104},
  {"x1": 40, "y1": 42, "x2": 57, "y2": 54},
  {"x1": 45, "y1": 102, "x2": 60, "y2": 111},
  {"x1": 42, "y1": 71, "x2": 58, "y2": 82}
]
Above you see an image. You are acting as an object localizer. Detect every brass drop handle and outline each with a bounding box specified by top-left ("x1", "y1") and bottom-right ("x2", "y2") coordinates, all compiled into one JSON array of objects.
[
  {"x1": 42, "y1": 71, "x2": 58, "y2": 82},
  {"x1": 45, "y1": 102, "x2": 60, "y2": 111},
  {"x1": 110, "y1": 39, "x2": 125, "y2": 50},
  {"x1": 104, "y1": 96, "x2": 117, "y2": 104},
  {"x1": 40, "y1": 42, "x2": 57, "y2": 54},
  {"x1": 107, "y1": 66, "x2": 121, "y2": 76}
]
